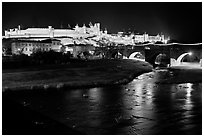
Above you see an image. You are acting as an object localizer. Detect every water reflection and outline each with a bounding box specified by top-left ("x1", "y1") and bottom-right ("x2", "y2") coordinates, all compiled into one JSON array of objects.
[
  {"x1": 184, "y1": 83, "x2": 193, "y2": 111},
  {"x1": 87, "y1": 87, "x2": 102, "y2": 103},
  {"x1": 3, "y1": 70, "x2": 202, "y2": 135}
]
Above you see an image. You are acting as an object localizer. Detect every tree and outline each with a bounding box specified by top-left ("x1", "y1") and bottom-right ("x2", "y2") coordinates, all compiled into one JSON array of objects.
[{"x1": 60, "y1": 45, "x2": 66, "y2": 53}]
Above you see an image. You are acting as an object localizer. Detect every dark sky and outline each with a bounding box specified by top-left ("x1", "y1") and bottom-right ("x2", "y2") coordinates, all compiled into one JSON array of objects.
[{"x1": 2, "y1": 2, "x2": 202, "y2": 43}]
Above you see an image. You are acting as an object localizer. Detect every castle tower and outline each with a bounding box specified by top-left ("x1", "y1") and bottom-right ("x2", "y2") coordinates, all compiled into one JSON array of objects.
[
  {"x1": 18, "y1": 25, "x2": 21, "y2": 30},
  {"x1": 75, "y1": 24, "x2": 79, "y2": 29},
  {"x1": 93, "y1": 23, "x2": 100, "y2": 35},
  {"x1": 143, "y1": 33, "x2": 148, "y2": 42},
  {"x1": 82, "y1": 24, "x2": 86, "y2": 33},
  {"x1": 161, "y1": 34, "x2": 165, "y2": 42},
  {"x1": 89, "y1": 22, "x2": 93, "y2": 27},
  {"x1": 48, "y1": 26, "x2": 54, "y2": 38},
  {"x1": 96, "y1": 23, "x2": 100, "y2": 32},
  {"x1": 104, "y1": 28, "x2": 107, "y2": 34},
  {"x1": 5, "y1": 30, "x2": 9, "y2": 38}
]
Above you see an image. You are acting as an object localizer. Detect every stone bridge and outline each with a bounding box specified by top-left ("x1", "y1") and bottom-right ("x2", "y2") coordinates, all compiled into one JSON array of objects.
[
  {"x1": 168, "y1": 43, "x2": 202, "y2": 66},
  {"x1": 101, "y1": 43, "x2": 202, "y2": 67}
]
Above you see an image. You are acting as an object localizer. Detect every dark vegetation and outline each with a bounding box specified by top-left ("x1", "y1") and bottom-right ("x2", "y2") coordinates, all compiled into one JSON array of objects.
[
  {"x1": 3, "y1": 50, "x2": 73, "y2": 69},
  {"x1": 3, "y1": 47, "x2": 126, "y2": 69}
]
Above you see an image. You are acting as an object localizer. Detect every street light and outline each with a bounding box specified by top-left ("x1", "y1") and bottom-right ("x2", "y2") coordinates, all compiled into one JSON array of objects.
[{"x1": 188, "y1": 52, "x2": 192, "y2": 56}]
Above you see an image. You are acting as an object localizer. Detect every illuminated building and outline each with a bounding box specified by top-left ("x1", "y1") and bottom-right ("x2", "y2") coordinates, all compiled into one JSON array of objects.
[{"x1": 11, "y1": 39, "x2": 61, "y2": 56}]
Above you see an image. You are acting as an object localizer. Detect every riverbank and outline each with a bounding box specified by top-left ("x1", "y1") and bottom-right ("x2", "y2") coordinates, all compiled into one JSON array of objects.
[
  {"x1": 166, "y1": 66, "x2": 202, "y2": 84},
  {"x1": 3, "y1": 59, "x2": 153, "y2": 92},
  {"x1": 137, "y1": 65, "x2": 202, "y2": 84}
]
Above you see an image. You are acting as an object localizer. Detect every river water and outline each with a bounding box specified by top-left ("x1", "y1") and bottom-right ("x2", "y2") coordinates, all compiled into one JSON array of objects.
[{"x1": 3, "y1": 67, "x2": 202, "y2": 135}]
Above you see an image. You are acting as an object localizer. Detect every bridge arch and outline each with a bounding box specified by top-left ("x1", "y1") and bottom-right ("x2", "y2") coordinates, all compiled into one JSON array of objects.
[
  {"x1": 176, "y1": 52, "x2": 192, "y2": 63},
  {"x1": 154, "y1": 53, "x2": 169, "y2": 65},
  {"x1": 171, "y1": 52, "x2": 201, "y2": 66},
  {"x1": 129, "y1": 52, "x2": 145, "y2": 61}
]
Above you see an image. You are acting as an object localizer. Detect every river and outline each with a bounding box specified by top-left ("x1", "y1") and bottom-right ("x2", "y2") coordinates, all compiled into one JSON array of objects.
[{"x1": 3, "y1": 66, "x2": 202, "y2": 135}]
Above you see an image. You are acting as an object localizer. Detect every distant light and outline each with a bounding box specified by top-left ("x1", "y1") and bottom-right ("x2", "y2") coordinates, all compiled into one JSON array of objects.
[
  {"x1": 188, "y1": 52, "x2": 192, "y2": 56},
  {"x1": 145, "y1": 46, "x2": 150, "y2": 50}
]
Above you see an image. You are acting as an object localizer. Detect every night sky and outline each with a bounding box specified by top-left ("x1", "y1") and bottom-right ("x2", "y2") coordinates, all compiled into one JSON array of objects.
[{"x1": 2, "y1": 2, "x2": 202, "y2": 43}]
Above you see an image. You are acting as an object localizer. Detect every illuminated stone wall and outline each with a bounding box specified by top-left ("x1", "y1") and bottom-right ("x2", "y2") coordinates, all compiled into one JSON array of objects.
[{"x1": 4, "y1": 23, "x2": 101, "y2": 38}]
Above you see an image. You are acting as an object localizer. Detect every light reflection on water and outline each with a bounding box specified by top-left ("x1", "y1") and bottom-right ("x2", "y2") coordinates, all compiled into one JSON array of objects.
[{"x1": 3, "y1": 70, "x2": 202, "y2": 135}]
